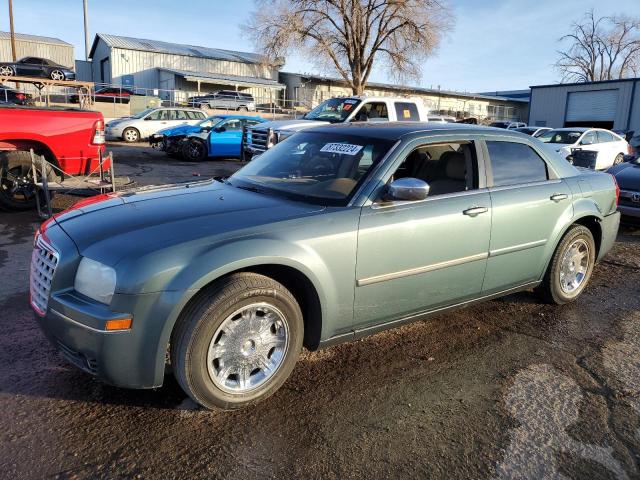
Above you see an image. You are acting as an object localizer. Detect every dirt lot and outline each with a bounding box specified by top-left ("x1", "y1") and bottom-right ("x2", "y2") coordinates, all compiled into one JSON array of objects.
[{"x1": 1, "y1": 142, "x2": 639, "y2": 479}]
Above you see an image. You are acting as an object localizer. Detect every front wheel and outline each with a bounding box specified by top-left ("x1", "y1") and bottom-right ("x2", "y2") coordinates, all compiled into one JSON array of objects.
[
  {"x1": 613, "y1": 153, "x2": 624, "y2": 165},
  {"x1": 122, "y1": 127, "x2": 140, "y2": 143},
  {"x1": 171, "y1": 272, "x2": 304, "y2": 410},
  {"x1": 50, "y1": 69, "x2": 65, "y2": 81},
  {"x1": 536, "y1": 225, "x2": 596, "y2": 304},
  {"x1": 182, "y1": 139, "x2": 208, "y2": 161}
]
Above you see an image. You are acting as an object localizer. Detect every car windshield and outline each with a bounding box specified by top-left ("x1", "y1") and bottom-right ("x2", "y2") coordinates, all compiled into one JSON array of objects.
[
  {"x1": 198, "y1": 116, "x2": 224, "y2": 128},
  {"x1": 303, "y1": 98, "x2": 362, "y2": 123},
  {"x1": 131, "y1": 108, "x2": 155, "y2": 119},
  {"x1": 537, "y1": 130, "x2": 583, "y2": 144},
  {"x1": 228, "y1": 131, "x2": 395, "y2": 206}
]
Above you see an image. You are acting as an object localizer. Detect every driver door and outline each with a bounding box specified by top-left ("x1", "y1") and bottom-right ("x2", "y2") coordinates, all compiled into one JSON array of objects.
[
  {"x1": 354, "y1": 138, "x2": 491, "y2": 330},
  {"x1": 211, "y1": 118, "x2": 243, "y2": 157},
  {"x1": 16, "y1": 58, "x2": 42, "y2": 77}
]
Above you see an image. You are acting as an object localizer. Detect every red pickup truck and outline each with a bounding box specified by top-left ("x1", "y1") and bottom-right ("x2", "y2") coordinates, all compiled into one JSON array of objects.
[{"x1": 0, "y1": 105, "x2": 106, "y2": 210}]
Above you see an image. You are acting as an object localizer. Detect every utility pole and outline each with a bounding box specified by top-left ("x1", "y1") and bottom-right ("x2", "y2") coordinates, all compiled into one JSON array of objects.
[
  {"x1": 8, "y1": 0, "x2": 17, "y2": 61},
  {"x1": 83, "y1": 0, "x2": 90, "y2": 60}
]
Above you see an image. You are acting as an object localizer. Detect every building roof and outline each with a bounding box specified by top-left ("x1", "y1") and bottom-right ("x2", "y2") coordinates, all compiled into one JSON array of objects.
[
  {"x1": 90, "y1": 33, "x2": 279, "y2": 65},
  {"x1": 530, "y1": 77, "x2": 640, "y2": 89},
  {"x1": 160, "y1": 68, "x2": 285, "y2": 90},
  {"x1": 0, "y1": 31, "x2": 72, "y2": 47},
  {"x1": 280, "y1": 71, "x2": 529, "y2": 103}
]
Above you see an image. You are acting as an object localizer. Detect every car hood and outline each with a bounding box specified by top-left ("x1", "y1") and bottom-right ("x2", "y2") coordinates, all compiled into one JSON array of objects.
[
  {"x1": 252, "y1": 119, "x2": 331, "y2": 131},
  {"x1": 609, "y1": 162, "x2": 640, "y2": 190},
  {"x1": 107, "y1": 117, "x2": 133, "y2": 127},
  {"x1": 53, "y1": 180, "x2": 324, "y2": 266},
  {"x1": 158, "y1": 124, "x2": 200, "y2": 136}
]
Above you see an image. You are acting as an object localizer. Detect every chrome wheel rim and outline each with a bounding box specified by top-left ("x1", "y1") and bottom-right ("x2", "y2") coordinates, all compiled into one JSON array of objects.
[
  {"x1": 50, "y1": 70, "x2": 64, "y2": 81},
  {"x1": 124, "y1": 129, "x2": 138, "y2": 142},
  {"x1": 559, "y1": 239, "x2": 590, "y2": 294},
  {"x1": 207, "y1": 302, "x2": 289, "y2": 394},
  {"x1": 0, "y1": 66, "x2": 13, "y2": 76}
]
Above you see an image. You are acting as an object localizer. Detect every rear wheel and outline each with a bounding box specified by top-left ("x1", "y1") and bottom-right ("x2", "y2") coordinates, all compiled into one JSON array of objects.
[
  {"x1": 536, "y1": 225, "x2": 596, "y2": 304},
  {"x1": 237, "y1": 106, "x2": 248, "y2": 112},
  {"x1": 613, "y1": 153, "x2": 624, "y2": 165},
  {"x1": 171, "y1": 272, "x2": 303, "y2": 410},
  {"x1": 0, "y1": 150, "x2": 55, "y2": 211},
  {"x1": 122, "y1": 127, "x2": 140, "y2": 143},
  {"x1": 182, "y1": 139, "x2": 208, "y2": 161}
]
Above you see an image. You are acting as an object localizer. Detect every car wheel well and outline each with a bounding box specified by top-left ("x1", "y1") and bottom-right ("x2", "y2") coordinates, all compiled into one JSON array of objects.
[
  {"x1": 243, "y1": 265, "x2": 322, "y2": 351},
  {"x1": 0, "y1": 141, "x2": 60, "y2": 176},
  {"x1": 573, "y1": 216, "x2": 602, "y2": 257}
]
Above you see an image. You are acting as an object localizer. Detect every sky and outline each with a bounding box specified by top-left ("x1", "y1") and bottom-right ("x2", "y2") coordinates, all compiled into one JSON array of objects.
[{"x1": 1, "y1": 0, "x2": 638, "y2": 92}]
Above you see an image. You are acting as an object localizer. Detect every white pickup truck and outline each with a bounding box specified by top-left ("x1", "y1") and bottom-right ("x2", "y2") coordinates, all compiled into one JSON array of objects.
[{"x1": 245, "y1": 96, "x2": 428, "y2": 155}]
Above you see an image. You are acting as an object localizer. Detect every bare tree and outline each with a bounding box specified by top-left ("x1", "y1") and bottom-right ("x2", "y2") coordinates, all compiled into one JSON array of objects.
[
  {"x1": 555, "y1": 10, "x2": 640, "y2": 82},
  {"x1": 244, "y1": 0, "x2": 453, "y2": 95}
]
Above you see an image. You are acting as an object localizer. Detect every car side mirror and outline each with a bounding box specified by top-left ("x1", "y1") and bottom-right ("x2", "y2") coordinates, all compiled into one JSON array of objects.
[
  {"x1": 144, "y1": 116, "x2": 152, "y2": 121},
  {"x1": 214, "y1": 126, "x2": 226, "y2": 133},
  {"x1": 385, "y1": 178, "x2": 430, "y2": 201}
]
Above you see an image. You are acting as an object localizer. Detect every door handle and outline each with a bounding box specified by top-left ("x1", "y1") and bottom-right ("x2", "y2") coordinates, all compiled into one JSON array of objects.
[
  {"x1": 463, "y1": 206, "x2": 488, "y2": 217},
  {"x1": 550, "y1": 193, "x2": 568, "y2": 202}
]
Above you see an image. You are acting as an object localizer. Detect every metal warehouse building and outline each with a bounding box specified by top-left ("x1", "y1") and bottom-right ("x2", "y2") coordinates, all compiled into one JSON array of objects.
[
  {"x1": 0, "y1": 31, "x2": 74, "y2": 68},
  {"x1": 88, "y1": 33, "x2": 285, "y2": 103},
  {"x1": 528, "y1": 78, "x2": 640, "y2": 132}
]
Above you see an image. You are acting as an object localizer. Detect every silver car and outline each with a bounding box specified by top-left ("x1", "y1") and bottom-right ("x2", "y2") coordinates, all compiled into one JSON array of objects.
[{"x1": 105, "y1": 107, "x2": 207, "y2": 142}]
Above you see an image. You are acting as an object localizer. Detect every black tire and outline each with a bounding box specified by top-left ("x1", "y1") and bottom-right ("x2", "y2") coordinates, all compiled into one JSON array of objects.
[
  {"x1": 122, "y1": 127, "x2": 140, "y2": 143},
  {"x1": 536, "y1": 225, "x2": 596, "y2": 304},
  {"x1": 171, "y1": 272, "x2": 304, "y2": 410},
  {"x1": 0, "y1": 150, "x2": 55, "y2": 211},
  {"x1": 237, "y1": 106, "x2": 248, "y2": 112},
  {"x1": 182, "y1": 139, "x2": 208, "y2": 161}
]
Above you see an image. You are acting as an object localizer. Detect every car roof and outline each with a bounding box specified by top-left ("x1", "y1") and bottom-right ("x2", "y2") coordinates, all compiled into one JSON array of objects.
[
  {"x1": 547, "y1": 127, "x2": 590, "y2": 132},
  {"x1": 302, "y1": 122, "x2": 522, "y2": 139},
  {"x1": 214, "y1": 114, "x2": 263, "y2": 121}
]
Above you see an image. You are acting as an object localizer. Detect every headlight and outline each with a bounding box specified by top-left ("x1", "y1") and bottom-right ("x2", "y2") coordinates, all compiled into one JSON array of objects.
[{"x1": 74, "y1": 257, "x2": 116, "y2": 304}]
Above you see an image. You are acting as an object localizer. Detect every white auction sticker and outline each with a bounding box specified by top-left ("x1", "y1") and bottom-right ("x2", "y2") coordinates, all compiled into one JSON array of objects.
[{"x1": 320, "y1": 143, "x2": 364, "y2": 155}]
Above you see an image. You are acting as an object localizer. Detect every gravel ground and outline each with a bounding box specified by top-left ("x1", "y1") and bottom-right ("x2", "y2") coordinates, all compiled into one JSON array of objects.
[{"x1": 1, "y1": 142, "x2": 639, "y2": 479}]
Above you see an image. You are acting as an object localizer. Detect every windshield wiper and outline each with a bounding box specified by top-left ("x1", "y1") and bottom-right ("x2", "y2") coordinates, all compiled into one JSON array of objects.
[{"x1": 234, "y1": 184, "x2": 267, "y2": 195}]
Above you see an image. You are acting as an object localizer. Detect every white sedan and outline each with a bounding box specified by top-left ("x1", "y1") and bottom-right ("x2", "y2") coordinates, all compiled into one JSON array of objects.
[{"x1": 537, "y1": 128, "x2": 630, "y2": 170}]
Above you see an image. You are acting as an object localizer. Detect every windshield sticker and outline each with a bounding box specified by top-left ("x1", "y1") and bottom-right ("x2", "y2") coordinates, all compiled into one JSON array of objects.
[
  {"x1": 344, "y1": 99, "x2": 358, "y2": 104},
  {"x1": 320, "y1": 143, "x2": 364, "y2": 156},
  {"x1": 343, "y1": 104, "x2": 353, "y2": 111}
]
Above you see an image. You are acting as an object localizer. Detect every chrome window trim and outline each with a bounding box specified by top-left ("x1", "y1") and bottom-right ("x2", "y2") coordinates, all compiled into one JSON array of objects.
[
  {"x1": 489, "y1": 239, "x2": 548, "y2": 257},
  {"x1": 370, "y1": 187, "x2": 489, "y2": 210},
  {"x1": 356, "y1": 252, "x2": 488, "y2": 287},
  {"x1": 488, "y1": 179, "x2": 562, "y2": 193}
]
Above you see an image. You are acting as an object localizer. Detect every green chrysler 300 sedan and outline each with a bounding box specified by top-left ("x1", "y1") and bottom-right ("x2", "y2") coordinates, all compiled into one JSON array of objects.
[{"x1": 30, "y1": 123, "x2": 620, "y2": 410}]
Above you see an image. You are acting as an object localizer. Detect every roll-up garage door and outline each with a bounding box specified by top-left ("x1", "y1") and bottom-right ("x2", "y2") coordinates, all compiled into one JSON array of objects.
[{"x1": 565, "y1": 89, "x2": 618, "y2": 123}]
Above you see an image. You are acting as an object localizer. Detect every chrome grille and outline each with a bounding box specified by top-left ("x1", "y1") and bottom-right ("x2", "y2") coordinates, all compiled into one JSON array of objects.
[
  {"x1": 248, "y1": 127, "x2": 269, "y2": 152},
  {"x1": 30, "y1": 235, "x2": 59, "y2": 314}
]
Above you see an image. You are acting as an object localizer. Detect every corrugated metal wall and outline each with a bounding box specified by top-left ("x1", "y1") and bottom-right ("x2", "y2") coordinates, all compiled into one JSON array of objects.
[
  {"x1": 0, "y1": 38, "x2": 73, "y2": 68},
  {"x1": 529, "y1": 80, "x2": 637, "y2": 129}
]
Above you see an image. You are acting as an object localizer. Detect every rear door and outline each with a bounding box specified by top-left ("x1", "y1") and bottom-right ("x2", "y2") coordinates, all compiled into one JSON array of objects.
[{"x1": 482, "y1": 139, "x2": 573, "y2": 293}]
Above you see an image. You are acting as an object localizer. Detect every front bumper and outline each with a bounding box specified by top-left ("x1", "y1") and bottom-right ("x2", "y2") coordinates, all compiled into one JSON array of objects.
[
  {"x1": 36, "y1": 288, "x2": 187, "y2": 389},
  {"x1": 597, "y1": 211, "x2": 621, "y2": 261}
]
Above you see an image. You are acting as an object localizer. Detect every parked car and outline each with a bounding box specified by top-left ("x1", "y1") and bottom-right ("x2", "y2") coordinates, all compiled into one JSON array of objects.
[
  {"x1": 0, "y1": 105, "x2": 105, "y2": 210},
  {"x1": 0, "y1": 84, "x2": 33, "y2": 105},
  {"x1": 489, "y1": 121, "x2": 527, "y2": 129},
  {"x1": 188, "y1": 90, "x2": 256, "y2": 111},
  {"x1": 70, "y1": 87, "x2": 139, "y2": 104},
  {"x1": 245, "y1": 96, "x2": 428, "y2": 155},
  {"x1": 608, "y1": 156, "x2": 640, "y2": 223},
  {"x1": 536, "y1": 128, "x2": 632, "y2": 170},
  {"x1": 181, "y1": 115, "x2": 265, "y2": 161},
  {"x1": 105, "y1": 107, "x2": 207, "y2": 142},
  {"x1": 428, "y1": 115, "x2": 457, "y2": 123},
  {"x1": 148, "y1": 116, "x2": 223, "y2": 153},
  {"x1": 0, "y1": 57, "x2": 75, "y2": 81},
  {"x1": 31, "y1": 123, "x2": 620, "y2": 410},
  {"x1": 514, "y1": 126, "x2": 552, "y2": 138}
]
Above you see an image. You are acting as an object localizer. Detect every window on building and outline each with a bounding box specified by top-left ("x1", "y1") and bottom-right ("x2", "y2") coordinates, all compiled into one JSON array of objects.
[{"x1": 487, "y1": 141, "x2": 548, "y2": 187}]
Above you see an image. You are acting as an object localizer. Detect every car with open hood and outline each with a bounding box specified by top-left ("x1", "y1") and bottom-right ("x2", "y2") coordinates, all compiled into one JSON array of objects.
[{"x1": 31, "y1": 123, "x2": 620, "y2": 411}]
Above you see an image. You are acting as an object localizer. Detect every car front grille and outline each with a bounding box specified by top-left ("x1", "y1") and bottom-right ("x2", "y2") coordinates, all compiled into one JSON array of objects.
[
  {"x1": 619, "y1": 189, "x2": 640, "y2": 208},
  {"x1": 248, "y1": 127, "x2": 269, "y2": 153},
  {"x1": 30, "y1": 235, "x2": 59, "y2": 315}
]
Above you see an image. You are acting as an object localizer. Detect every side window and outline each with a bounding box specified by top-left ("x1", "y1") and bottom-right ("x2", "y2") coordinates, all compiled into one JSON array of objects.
[
  {"x1": 353, "y1": 102, "x2": 389, "y2": 122},
  {"x1": 185, "y1": 111, "x2": 197, "y2": 120},
  {"x1": 174, "y1": 110, "x2": 188, "y2": 120},
  {"x1": 597, "y1": 130, "x2": 614, "y2": 143},
  {"x1": 244, "y1": 120, "x2": 261, "y2": 127},
  {"x1": 146, "y1": 110, "x2": 163, "y2": 120},
  {"x1": 581, "y1": 131, "x2": 597, "y2": 145},
  {"x1": 394, "y1": 102, "x2": 420, "y2": 121},
  {"x1": 195, "y1": 111, "x2": 207, "y2": 119},
  {"x1": 487, "y1": 141, "x2": 548, "y2": 187},
  {"x1": 391, "y1": 142, "x2": 478, "y2": 196},
  {"x1": 221, "y1": 119, "x2": 243, "y2": 131}
]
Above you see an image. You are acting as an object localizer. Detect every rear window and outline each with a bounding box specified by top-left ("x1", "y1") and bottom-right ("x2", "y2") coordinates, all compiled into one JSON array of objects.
[
  {"x1": 394, "y1": 102, "x2": 420, "y2": 121},
  {"x1": 487, "y1": 141, "x2": 548, "y2": 187}
]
